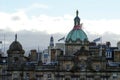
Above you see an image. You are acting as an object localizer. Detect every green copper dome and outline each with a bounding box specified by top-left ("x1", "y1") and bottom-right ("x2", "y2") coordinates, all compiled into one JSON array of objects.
[
  {"x1": 66, "y1": 29, "x2": 88, "y2": 42},
  {"x1": 66, "y1": 10, "x2": 88, "y2": 42}
]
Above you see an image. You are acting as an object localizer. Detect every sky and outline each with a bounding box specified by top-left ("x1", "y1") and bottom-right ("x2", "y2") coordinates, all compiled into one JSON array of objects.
[{"x1": 0, "y1": 0, "x2": 120, "y2": 55}]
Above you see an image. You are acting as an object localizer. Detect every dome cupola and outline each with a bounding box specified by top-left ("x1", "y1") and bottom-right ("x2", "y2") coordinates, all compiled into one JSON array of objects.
[
  {"x1": 66, "y1": 10, "x2": 88, "y2": 43},
  {"x1": 8, "y1": 34, "x2": 23, "y2": 51}
]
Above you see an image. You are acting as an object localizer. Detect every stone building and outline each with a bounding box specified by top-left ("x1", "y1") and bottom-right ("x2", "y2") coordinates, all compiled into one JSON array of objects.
[
  {"x1": 7, "y1": 34, "x2": 25, "y2": 80},
  {"x1": 3, "y1": 10, "x2": 120, "y2": 80}
]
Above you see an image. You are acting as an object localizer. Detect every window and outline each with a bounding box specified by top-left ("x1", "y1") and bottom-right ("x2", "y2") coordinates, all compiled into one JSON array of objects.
[
  {"x1": 14, "y1": 57, "x2": 18, "y2": 61},
  {"x1": 72, "y1": 78, "x2": 79, "y2": 80},
  {"x1": 80, "y1": 64, "x2": 86, "y2": 71},
  {"x1": 66, "y1": 64, "x2": 70, "y2": 71},
  {"x1": 26, "y1": 73, "x2": 30, "y2": 76},
  {"x1": 13, "y1": 72, "x2": 18, "y2": 78},
  {"x1": 37, "y1": 77, "x2": 41, "y2": 80},
  {"x1": 65, "y1": 78, "x2": 70, "y2": 80},
  {"x1": 112, "y1": 73, "x2": 117, "y2": 79},
  {"x1": 48, "y1": 74, "x2": 51, "y2": 79},
  {"x1": 86, "y1": 77, "x2": 93, "y2": 80},
  {"x1": 95, "y1": 65, "x2": 100, "y2": 71},
  {"x1": 106, "y1": 49, "x2": 112, "y2": 58},
  {"x1": 2, "y1": 69, "x2": 6, "y2": 74},
  {"x1": 80, "y1": 60, "x2": 86, "y2": 71},
  {"x1": 101, "y1": 77, "x2": 107, "y2": 80},
  {"x1": 13, "y1": 78, "x2": 18, "y2": 80},
  {"x1": 2, "y1": 59, "x2": 6, "y2": 63},
  {"x1": 13, "y1": 57, "x2": 19, "y2": 63}
]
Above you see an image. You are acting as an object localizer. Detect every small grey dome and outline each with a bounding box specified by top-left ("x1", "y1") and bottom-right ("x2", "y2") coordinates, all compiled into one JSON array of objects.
[
  {"x1": 8, "y1": 34, "x2": 23, "y2": 51},
  {"x1": 9, "y1": 41, "x2": 23, "y2": 51}
]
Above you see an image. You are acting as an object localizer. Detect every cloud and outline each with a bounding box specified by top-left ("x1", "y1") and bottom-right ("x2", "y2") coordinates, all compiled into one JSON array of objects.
[
  {"x1": 0, "y1": 10, "x2": 73, "y2": 33},
  {"x1": 87, "y1": 32, "x2": 120, "y2": 46},
  {"x1": 0, "y1": 10, "x2": 120, "y2": 55},
  {"x1": 0, "y1": 29, "x2": 120, "y2": 57},
  {"x1": 30, "y1": 3, "x2": 49, "y2": 9},
  {"x1": 11, "y1": 16, "x2": 21, "y2": 21},
  {"x1": 0, "y1": 29, "x2": 65, "y2": 56},
  {"x1": 1, "y1": 9, "x2": 120, "y2": 35},
  {"x1": 16, "y1": 3, "x2": 49, "y2": 13},
  {"x1": 83, "y1": 19, "x2": 120, "y2": 34}
]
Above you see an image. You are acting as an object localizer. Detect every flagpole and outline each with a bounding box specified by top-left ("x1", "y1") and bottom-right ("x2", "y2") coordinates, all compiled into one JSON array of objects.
[
  {"x1": 93, "y1": 36, "x2": 102, "y2": 56},
  {"x1": 4, "y1": 34, "x2": 5, "y2": 55},
  {"x1": 100, "y1": 36, "x2": 102, "y2": 56},
  {"x1": 58, "y1": 36, "x2": 65, "y2": 55}
]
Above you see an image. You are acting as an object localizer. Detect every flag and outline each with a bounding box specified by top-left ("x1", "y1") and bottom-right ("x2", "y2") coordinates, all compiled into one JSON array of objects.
[
  {"x1": 93, "y1": 37, "x2": 101, "y2": 42},
  {"x1": 58, "y1": 37, "x2": 65, "y2": 42}
]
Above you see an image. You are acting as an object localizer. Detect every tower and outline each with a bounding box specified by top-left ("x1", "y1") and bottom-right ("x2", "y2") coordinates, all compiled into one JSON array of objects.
[
  {"x1": 49, "y1": 36, "x2": 54, "y2": 47},
  {"x1": 48, "y1": 36, "x2": 55, "y2": 62},
  {"x1": 7, "y1": 34, "x2": 25, "y2": 79}
]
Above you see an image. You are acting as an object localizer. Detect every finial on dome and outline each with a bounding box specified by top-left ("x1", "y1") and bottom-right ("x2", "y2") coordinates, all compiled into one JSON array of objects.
[
  {"x1": 76, "y1": 10, "x2": 79, "y2": 16},
  {"x1": 15, "y1": 34, "x2": 17, "y2": 41},
  {"x1": 74, "y1": 10, "x2": 80, "y2": 26}
]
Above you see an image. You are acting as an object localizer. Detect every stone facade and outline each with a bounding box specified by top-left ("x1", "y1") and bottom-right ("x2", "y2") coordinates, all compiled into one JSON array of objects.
[{"x1": 0, "y1": 11, "x2": 120, "y2": 80}]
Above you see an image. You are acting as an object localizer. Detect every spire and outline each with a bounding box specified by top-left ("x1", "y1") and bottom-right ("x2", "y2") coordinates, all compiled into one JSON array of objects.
[
  {"x1": 15, "y1": 34, "x2": 17, "y2": 41},
  {"x1": 50, "y1": 36, "x2": 54, "y2": 47},
  {"x1": 76, "y1": 10, "x2": 79, "y2": 16},
  {"x1": 74, "y1": 10, "x2": 80, "y2": 26}
]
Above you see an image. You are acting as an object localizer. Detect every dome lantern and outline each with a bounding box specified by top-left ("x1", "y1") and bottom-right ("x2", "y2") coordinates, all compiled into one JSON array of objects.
[{"x1": 74, "y1": 10, "x2": 80, "y2": 26}]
